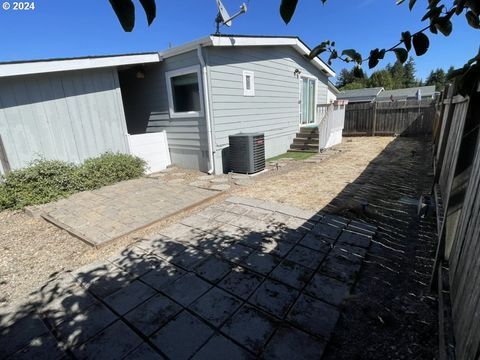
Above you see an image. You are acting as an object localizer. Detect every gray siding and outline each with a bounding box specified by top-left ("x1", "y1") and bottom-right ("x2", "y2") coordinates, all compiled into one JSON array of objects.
[
  {"x1": 206, "y1": 46, "x2": 329, "y2": 173},
  {"x1": 0, "y1": 68, "x2": 128, "y2": 174},
  {"x1": 119, "y1": 50, "x2": 208, "y2": 172}
]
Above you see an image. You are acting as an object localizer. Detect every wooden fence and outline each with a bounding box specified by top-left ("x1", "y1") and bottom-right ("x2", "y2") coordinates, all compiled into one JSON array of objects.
[
  {"x1": 430, "y1": 82, "x2": 480, "y2": 360},
  {"x1": 343, "y1": 99, "x2": 436, "y2": 136}
]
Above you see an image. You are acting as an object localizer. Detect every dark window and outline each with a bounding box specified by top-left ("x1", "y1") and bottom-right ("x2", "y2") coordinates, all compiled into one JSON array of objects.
[{"x1": 170, "y1": 73, "x2": 201, "y2": 113}]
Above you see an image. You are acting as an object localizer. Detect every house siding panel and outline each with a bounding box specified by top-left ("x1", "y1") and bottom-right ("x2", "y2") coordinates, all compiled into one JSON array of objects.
[
  {"x1": 0, "y1": 68, "x2": 128, "y2": 174},
  {"x1": 206, "y1": 46, "x2": 329, "y2": 173}
]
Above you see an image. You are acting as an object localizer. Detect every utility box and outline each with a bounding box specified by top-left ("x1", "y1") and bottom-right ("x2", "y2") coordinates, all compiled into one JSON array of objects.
[{"x1": 229, "y1": 133, "x2": 265, "y2": 174}]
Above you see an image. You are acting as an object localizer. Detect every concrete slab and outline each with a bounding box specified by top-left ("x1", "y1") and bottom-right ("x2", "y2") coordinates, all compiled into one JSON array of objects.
[
  {"x1": 287, "y1": 294, "x2": 340, "y2": 339},
  {"x1": 71, "y1": 320, "x2": 143, "y2": 360},
  {"x1": 221, "y1": 304, "x2": 278, "y2": 355},
  {"x1": 269, "y1": 259, "x2": 314, "y2": 290},
  {"x1": 123, "y1": 343, "x2": 165, "y2": 359},
  {"x1": 189, "y1": 287, "x2": 243, "y2": 327},
  {"x1": 285, "y1": 245, "x2": 327, "y2": 270},
  {"x1": 262, "y1": 325, "x2": 326, "y2": 360},
  {"x1": 161, "y1": 273, "x2": 211, "y2": 307},
  {"x1": 151, "y1": 311, "x2": 214, "y2": 360},
  {"x1": 193, "y1": 255, "x2": 232, "y2": 283},
  {"x1": 218, "y1": 267, "x2": 264, "y2": 300},
  {"x1": 241, "y1": 251, "x2": 281, "y2": 275},
  {"x1": 124, "y1": 293, "x2": 182, "y2": 337},
  {"x1": 304, "y1": 273, "x2": 351, "y2": 306},
  {"x1": 39, "y1": 178, "x2": 220, "y2": 247},
  {"x1": 249, "y1": 279, "x2": 299, "y2": 318},
  {"x1": 103, "y1": 280, "x2": 156, "y2": 315},
  {"x1": 192, "y1": 334, "x2": 254, "y2": 360}
]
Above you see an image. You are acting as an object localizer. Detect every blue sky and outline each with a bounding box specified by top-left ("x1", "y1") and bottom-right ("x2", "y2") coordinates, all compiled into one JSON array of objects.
[{"x1": 0, "y1": 0, "x2": 477, "y2": 80}]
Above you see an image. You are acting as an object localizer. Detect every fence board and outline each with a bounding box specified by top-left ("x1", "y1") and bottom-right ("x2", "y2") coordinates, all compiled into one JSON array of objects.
[
  {"x1": 431, "y1": 82, "x2": 480, "y2": 360},
  {"x1": 343, "y1": 100, "x2": 436, "y2": 136}
]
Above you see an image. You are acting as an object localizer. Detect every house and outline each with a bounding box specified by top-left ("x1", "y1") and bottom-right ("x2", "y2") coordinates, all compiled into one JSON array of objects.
[
  {"x1": 0, "y1": 35, "x2": 341, "y2": 175},
  {"x1": 376, "y1": 85, "x2": 437, "y2": 102},
  {"x1": 337, "y1": 87, "x2": 384, "y2": 103}
]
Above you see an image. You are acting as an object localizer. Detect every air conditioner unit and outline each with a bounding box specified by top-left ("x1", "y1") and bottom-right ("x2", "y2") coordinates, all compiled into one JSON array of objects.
[{"x1": 229, "y1": 133, "x2": 265, "y2": 174}]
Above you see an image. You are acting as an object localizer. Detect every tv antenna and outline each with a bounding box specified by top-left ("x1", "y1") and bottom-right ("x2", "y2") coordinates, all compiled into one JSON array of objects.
[{"x1": 215, "y1": 0, "x2": 247, "y2": 35}]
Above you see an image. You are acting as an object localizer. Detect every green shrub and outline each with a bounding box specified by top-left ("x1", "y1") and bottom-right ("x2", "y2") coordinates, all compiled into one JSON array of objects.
[
  {"x1": 0, "y1": 153, "x2": 146, "y2": 210},
  {"x1": 1, "y1": 159, "x2": 78, "y2": 210},
  {"x1": 76, "y1": 153, "x2": 146, "y2": 190}
]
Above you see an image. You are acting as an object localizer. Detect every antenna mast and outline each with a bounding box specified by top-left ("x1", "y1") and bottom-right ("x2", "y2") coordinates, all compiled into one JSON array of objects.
[{"x1": 215, "y1": 1, "x2": 247, "y2": 35}]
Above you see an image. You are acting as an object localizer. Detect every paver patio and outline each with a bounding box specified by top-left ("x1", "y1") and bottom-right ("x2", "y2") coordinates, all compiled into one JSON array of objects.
[
  {"x1": 1, "y1": 197, "x2": 376, "y2": 359},
  {"x1": 35, "y1": 177, "x2": 220, "y2": 247}
]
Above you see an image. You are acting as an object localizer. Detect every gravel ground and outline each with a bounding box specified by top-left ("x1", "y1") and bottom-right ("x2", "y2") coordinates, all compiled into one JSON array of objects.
[{"x1": 0, "y1": 137, "x2": 395, "y2": 309}]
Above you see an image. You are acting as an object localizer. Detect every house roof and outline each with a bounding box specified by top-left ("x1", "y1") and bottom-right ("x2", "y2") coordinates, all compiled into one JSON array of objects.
[
  {"x1": 0, "y1": 53, "x2": 160, "y2": 78},
  {"x1": 160, "y1": 34, "x2": 335, "y2": 77},
  {"x1": 0, "y1": 35, "x2": 335, "y2": 78},
  {"x1": 337, "y1": 87, "x2": 384, "y2": 103},
  {"x1": 376, "y1": 85, "x2": 437, "y2": 101},
  {"x1": 328, "y1": 81, "x2": 340, "y2": 95}
]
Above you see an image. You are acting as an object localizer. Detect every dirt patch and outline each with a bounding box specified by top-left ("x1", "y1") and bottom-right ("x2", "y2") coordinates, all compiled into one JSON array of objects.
[{"x1": 236, "y1": 137, "x2": 394, "y2": 211}]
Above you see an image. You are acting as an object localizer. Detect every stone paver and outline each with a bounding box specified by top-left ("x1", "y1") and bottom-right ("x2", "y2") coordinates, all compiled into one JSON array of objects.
[
  {"x1": 38, "y1": 178, "x2": 220, "y2": 247},
  {"x1": 150, "y1": 311, "x2": 214, "y2": 360},
  {"x1": 3, "y1": 197, "x2": 377, "y2": 359}
]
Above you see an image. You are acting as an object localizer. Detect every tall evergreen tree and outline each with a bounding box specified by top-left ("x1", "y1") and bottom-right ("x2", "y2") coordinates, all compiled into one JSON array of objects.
[
  {"x1": 368, "y1": 70, "x2": 394, "y2": 89},
  {"x1": 387, "y1": 61, "x2": 405, "y2": 89},
  {"x1": 425, "y1": 68, "x2": 447, "y2": 90},
  {"x1": 403, "y1": 58, "x2": 418, "y2": 88}
]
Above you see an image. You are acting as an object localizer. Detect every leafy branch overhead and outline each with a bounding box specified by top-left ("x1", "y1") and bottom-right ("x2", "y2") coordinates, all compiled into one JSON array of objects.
[
  {"x1": 280, "y1": 0, "x2": 479, "y2": 96},
  {"x1": 109, "y1": 0, "x2": 156, "y2": 32}
]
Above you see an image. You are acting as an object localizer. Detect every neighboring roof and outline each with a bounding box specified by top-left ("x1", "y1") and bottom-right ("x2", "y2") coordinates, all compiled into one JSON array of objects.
[
  {"x1": 0, "y1": 53, "x2": 160, "y2": 78},
  {"x1": 337, "y1": 87, "x2": 384, "y2": 103},
  {"x1": 0, "y1": 34, "x2": 335, "y2": 78},
  {"x1": 377, "y1": 86, "x2": 437, "y2": 101},
  {"x1": 328, "y1": 81, "x2": 340, "y2": 94},
  {"x1": 160, "y1": 34, "x2": 335, "y2": 77}
]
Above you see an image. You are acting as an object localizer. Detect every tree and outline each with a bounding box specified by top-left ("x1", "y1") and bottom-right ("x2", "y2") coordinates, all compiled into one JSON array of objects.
[
  {"x1": 387, "y1": 61, "x2": 406, "y2": 89},
  {"x1": 336, "y1": 67, "x2": 367, "y2": 89},
  {"x1": 368, "y1": 70, "x2": 394, "y2": 89},
  {"x1": 425, "y1": 68, "x2": 447, "y2": 90},
  {"x1": 403, "y1": 58, "x2": 418, "y2": 88}
]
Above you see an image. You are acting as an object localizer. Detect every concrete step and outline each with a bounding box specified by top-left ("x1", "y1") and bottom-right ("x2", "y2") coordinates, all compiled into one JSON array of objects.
[
  {"x1": 299, "y1": 127, "x2": 319, "y2": 134},
  {"x1": 289, "y1": 144, "x2": 319, "y2": 151},
  {"x1": 295, "y1": 133, "x2": 319, "y2": 140},
  {"x1": 293, "y1": 138, "x2": 319, "y2": 145},
  {"x1": 287, "y1": 149, "x2": 318, "y2": 153}
]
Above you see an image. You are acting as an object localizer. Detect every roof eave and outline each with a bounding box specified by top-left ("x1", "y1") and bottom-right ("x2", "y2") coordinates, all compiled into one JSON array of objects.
[{"x1": 0, "y1": 53, "x2": 161, "y2": 78}]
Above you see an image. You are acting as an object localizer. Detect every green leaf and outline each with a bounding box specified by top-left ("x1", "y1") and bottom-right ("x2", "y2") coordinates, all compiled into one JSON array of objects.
[
  {"x1": 341, "y1": 49, "x2": 362, "y2": 64},
  {"x1": 280, "y1": 0, "x2": 298, "y2": 24},
  {"x1": 368, "y1": 48, "x2": 384, "y2": 69},
  {"x1": 393, "y1": 48, "x2": 408, "y2": 63},
  {"x1": 466, "y1": 10, "x2": 480, "y2": 28},
  {"x1": 422, "y1": 6, "x2": 443, "y2": 21},
  {"x1": 435, "y1": 17, "x2": 453, "y2": 35},
  {"x1": 412, "y1": 33, "x2": 430, "y2": 56},
  {"x1": 401, "y1": 31, "x2": 412, "y2": 51},
  {"x1": 109, "y1": 0, "x2": 135, "y2": 32},
  {"x1": 139, "y1": 0, "x2": 156, "y2": 26},
  {"x1": 309, "y1": 44, "x2": 327, "y2": 59},
  {"x1": 409, "y1": 0, "x2": 417, "y2": 10}
]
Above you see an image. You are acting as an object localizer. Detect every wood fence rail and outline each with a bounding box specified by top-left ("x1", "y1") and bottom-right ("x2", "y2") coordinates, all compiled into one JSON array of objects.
[
  {"x1": 343, "y1": 100, "x2": 436, "y2": 136},
  {"x1": 430, "y1": 82, "x2": 480, "y2": 360}
]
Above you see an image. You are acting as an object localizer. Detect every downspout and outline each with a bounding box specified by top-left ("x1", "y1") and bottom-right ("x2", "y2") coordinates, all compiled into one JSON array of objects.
[{"x1": 197, "y1": 46, "x2": 215, "y2": 174}]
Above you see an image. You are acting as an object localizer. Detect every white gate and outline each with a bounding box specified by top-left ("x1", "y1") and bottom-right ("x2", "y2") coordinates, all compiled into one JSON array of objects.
[{"x1": 127, "y1": 131, "x2": 171, "y2": 174}]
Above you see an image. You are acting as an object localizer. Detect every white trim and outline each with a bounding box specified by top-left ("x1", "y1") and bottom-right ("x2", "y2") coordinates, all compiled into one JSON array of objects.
[
  {"x1": 299, "y1": 76, "x2": 318, "y2": 127},
  {"x1": 165, "y1": 65, "x2": 205, "y2": 119},
  {"x1": 242, "y1": 70, "x2": 255, "y2": 97},
  {"x1": 0, "y1": 53, "x2": 160, "y2": 78}
]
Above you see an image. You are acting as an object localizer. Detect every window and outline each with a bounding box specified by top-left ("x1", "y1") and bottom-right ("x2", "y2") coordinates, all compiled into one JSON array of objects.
[
  {"x1": 243, "y1": 70, "x2": 255, "y2": 96},
  {"x1": 166, "y1": 66, "x2": 204, "y2": 118}
]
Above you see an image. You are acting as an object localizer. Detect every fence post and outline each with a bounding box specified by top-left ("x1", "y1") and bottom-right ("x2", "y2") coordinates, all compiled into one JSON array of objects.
[{"x1": 371, "y1": 102, "x2": 377, "y2": 136}]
